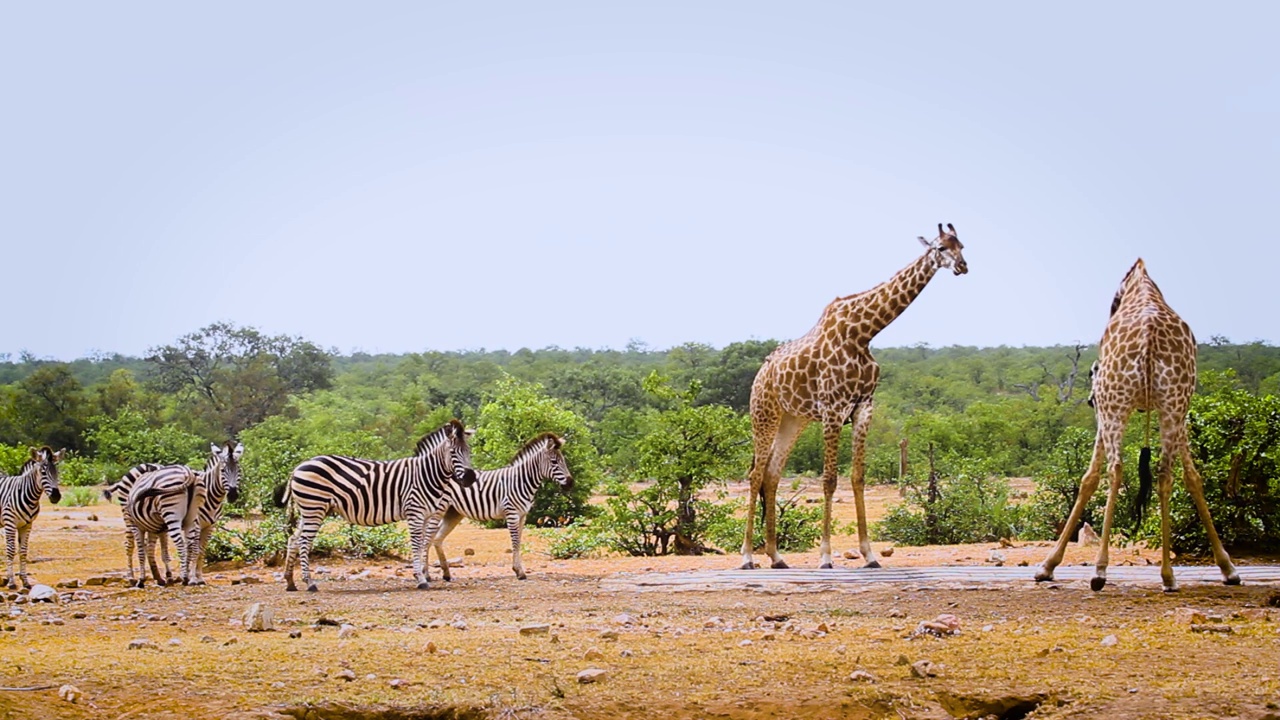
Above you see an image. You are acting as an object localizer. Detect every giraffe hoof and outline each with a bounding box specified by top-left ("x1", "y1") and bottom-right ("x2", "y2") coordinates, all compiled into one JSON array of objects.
[
  {"x1": 819, "y1": 563, "x2": 833, "y2": 570},
  {"x1": 739, "y1": 562, "x2": 757, "y2": 570},
  {"x1": 416, "y1": 582, "x2": 430, "y2": 590},
  {"x1": 863, "y1": 560, "x2": 881, "y2": 569},
  {"x1": 1163, "y1": 583, "x2": 1179, "y2": 593},
  {"x1": 1033, "y1": 569, "x2": 1053, "y2": 583},
  {"x1": 770, "y1": 560, "x2": 789, "y2": 569},
  {"x1": 306, "y1": 584, "x2": 318, "y2": 593},
  {"x1": 515, "y1": 573, "x2": 527, "y2": 581},
  {"x1": 1224, "y1": 574, "x2": 1241, "y2": 586},
  {"x1": 1090, "y1": 576, "x2": 1107, "y2": 592},
  {"x1": 285, "y1": 585, "x2": 298, "y2": 592}
]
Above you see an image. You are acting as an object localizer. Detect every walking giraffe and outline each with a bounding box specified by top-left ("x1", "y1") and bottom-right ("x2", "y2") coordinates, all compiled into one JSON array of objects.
[
  {"x1": 741, "y1": 224, "x2": 969, "y2": 570},
  {"x1": 1037, "y1": 259, "x2": 1238, "y2": 591}
]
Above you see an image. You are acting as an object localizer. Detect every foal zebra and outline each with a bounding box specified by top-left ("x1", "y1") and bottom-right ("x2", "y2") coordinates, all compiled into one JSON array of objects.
[
  {"x1": 0, "y1": 447, "x2": 63, "y2": 589},
  {"x1": 122, "y1": 443, "x2": 243, "y2": 587},
  {"x1": 427, "y1": 433, "x2": 572, "y2": 581},
  {"x1": 278, "y1": 419, "x2": 478, "y2": 592}
]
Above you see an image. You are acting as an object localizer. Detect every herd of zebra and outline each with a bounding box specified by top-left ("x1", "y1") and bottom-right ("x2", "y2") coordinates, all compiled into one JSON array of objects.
[{"x1": 0, "y1": 419, "x2": 574, "y2": 593}]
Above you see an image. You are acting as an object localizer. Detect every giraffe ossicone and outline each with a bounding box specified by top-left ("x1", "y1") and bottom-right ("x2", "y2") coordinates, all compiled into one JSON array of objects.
[{"x1": 740, "y1": 223, "x2": 969, "y2": 571}]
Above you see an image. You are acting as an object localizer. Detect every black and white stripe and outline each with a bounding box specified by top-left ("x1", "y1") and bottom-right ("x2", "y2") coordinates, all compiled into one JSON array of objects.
[
  {"x1": 105, "y1": 463, "x2": 166, "y2": 585},
  {"x1": 186, "y1": 442, "x2": 242, "y2": 585},
  {"x1": 428, "y1": 433, "x2": 572, "y2": 581},
  {"x1": 0, "y1": 447, "x2": 63, "y2": 589},
  {"x1": 279, "y1": 419, "x2": 477, "y2": 592}
]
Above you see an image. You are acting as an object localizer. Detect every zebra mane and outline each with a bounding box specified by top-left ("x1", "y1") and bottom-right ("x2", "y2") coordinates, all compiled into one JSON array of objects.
[
  {"x1": 19, "y1": 446, "x2": 55, "y2": 473},
  {"x1": 509, "y1": 433, "x2": 563, "y2": 465},
  {"x1": 414, "y1": 419, "x2": 467, "y2": 457}
]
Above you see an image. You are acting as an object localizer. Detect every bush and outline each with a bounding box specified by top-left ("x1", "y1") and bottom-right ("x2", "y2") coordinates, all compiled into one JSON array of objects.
[
  {"x1": 205, "y1": 513, "x2": 409, "y2": 564},
  {"x1": 875, "y1": 458, "x2": 1029, "y2": 546},
  {"x1": 540, "y1": 520, "x2": 612, "y2": 560},
  {"x1": 704, "y1": 481, "x2": 823, "y2": 553},
  {"x1": 57, "y1": 486, "x2": 99, "y2": 507}
]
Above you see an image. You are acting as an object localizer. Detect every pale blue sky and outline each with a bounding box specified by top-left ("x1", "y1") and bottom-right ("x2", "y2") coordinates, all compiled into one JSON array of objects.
[{"x1": 3, "y1": 2, "x2": 1277, "y2": 360}]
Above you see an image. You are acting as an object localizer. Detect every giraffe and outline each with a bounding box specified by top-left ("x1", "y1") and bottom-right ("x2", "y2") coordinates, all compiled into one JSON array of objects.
[
  {"x1": 741, "y1": 223, "x2": 969, "y2": 570},
  {"x1": 1036, "y1": 259, "x2": 1239, "y2": 592}
]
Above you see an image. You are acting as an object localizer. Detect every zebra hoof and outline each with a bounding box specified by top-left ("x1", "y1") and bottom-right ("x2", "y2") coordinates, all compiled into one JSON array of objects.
[
  {"x1": 771, "y1": 560, "x2": 789, "y2": 569},
  {"x1": 156, "y1": 579, "x2": 167, "y2": 588},
  {"x1": 416, "y1": 582, "x2": 430, "y2": 590},
  {"x1": 863, "y1": 560, "x2": 882, "y2": 569},
  {"x1": 1090, "y1": 576, "x2": 1107, "y2": 592},
  {"x1": 306, "y1": 584, "x2": 318, "y2": 593}
]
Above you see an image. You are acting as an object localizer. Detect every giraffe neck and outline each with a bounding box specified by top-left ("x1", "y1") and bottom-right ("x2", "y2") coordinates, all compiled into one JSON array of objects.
[{"x1": 834, "y1": 249, "x2": 941, "y2": 343}]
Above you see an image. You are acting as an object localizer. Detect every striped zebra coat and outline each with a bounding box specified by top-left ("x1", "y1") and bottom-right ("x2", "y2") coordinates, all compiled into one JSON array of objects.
[
  {"x1": 427, "y1": 433, "x2": 572, "y2": 581},
  {"x1": 278, "y1": 419, "x2": 478, "y2": 592},
  {"x1": 104, "y1": 463, "x2": 166, "y2": 584},
  {"x1": 122, "y1": 443, "x2": 243, "y2": 588},
  {"x1": 0, "y1": 447, "x2": 63, "y2": 589}
]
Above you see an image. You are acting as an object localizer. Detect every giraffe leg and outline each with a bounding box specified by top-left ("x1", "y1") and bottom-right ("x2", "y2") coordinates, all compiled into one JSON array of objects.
[
  {"x1": 818, "y1": 421, "x2": 842, "y2": 569},
  {"x1": 1174, "y1": 430, "x2": 1239, "y2": 585},
  {"x1": 1038, "y1": 433, "x2": 1106, "y2": 582},
  {"x1": 740, "y1": 411, "x2": 779, "y2": 570},
  {"x1": 1091, "y1": 453, "x2": 1125, "y2": 592},
  {"x1": 1155, "y1": 451, "x2": 1178, "y2": 591},
  {"x1": 848, "y1": 402, "x2": 879, "y2": 568},
  {"x1": 762, "y1": 415, "x2": 806, "y2": 569}
]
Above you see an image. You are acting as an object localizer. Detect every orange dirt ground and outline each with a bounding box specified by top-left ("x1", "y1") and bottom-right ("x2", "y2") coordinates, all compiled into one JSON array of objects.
[{"x1": 2, "y1": 479, "x2": 1279, "y2": 720}]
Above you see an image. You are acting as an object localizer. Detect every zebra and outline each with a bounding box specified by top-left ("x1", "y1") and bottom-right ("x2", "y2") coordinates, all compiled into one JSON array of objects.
[
  {"x1": 123, "y1": 443, "x2": 243, "y2": 588},
  {"x1": 277, "y1": 419, "x2": 478, "y2": 592},
  {"x1": 0, "y1": 446, "x2": 63, "y2": 589},
  {"x1": 427, "y1": 433, "x2": 572, "y2": 582},
  {"x1": 104, "y1": 463, "x2": 167, "y2": 585}
]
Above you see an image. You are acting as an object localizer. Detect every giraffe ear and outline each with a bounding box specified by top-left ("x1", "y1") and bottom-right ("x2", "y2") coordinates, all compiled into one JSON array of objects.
[
  {"x1": 947, "y1": 223, "x2": 956, "y2": 235},
  {"x1": 938, "y1": 223, "x2": 944, "y2": 237},
  {"x1": 918, "y1": 236, "x2": 933, "y2": 249}
]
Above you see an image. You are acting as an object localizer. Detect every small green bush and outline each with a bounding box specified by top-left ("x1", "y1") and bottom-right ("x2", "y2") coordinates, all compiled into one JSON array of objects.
[
  {"x1": 704, "y1": 482, "x2": 823, "y2": 553},
  {"x1": 205, "y1": 513, "x2": 408, "y2": 564},
  {"x1": 540, "y1": 520, "x2": 612, "y2": 559},
  {"x1": 875, "y1": 459, "x2": 1029, "y2": 546},
  {"x1": 57, "y1": 486, "x2": 99, "y2": 507}
]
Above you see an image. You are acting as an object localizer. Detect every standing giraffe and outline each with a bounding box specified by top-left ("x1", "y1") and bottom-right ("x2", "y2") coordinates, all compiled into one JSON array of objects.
[
  {"x1": 1036, "y1": 259, "x2": 1239, "y2": 591},
  {"x1": 741, "y1": 224, "x2": 969, "y2": 570}
]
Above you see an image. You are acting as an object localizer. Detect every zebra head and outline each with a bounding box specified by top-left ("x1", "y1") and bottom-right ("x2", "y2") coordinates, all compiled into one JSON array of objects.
[
  {"x1": 29, "y1": 446, "x2": 64, "y2": 504},
  {"x1": 209, "y1": 441, "x2": 245, "y2": 503},
  {"x1": 544, "y1": 435, "x2": 573, "y2": 490},
  {"x1": 447, "y1": 420, "x2": 478, "y2": 488}
]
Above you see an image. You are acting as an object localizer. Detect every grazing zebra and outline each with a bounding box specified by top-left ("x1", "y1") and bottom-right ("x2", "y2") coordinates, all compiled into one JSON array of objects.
[
  {"x1": 122, "y1": 443, "x2": 242, "y2": 587},
  {"x1": 427, "y1": 433, "x2": 572, "y2": 581},
  {"x1": 104, "y1": 463, "x2": 167, "y2": 585},
  {"x1": 0, "y1": 447, "x2": 63, "y2": 589},
  {"x1": 278, "y1": 419, "x2": 478, "y2": 592}
]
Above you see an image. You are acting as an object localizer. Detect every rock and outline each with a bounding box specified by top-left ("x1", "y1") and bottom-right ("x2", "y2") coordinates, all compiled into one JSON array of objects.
[
  {"x1": 127, "y1": 638, "x2": 156, "y2": 650},
  {"x1": 1077, "y1": 522, "x2": 1100, "y2": 546},
  {"x1": 599, "y1": 630, "x2": 618, "y2": 640},
  {"x1": 338, "y1": 624, "x2": 357, "y2": 639},
  {"x1": 1191, "y1": 624, "x2": 1234, "y2": 634},
  {"x1": 613, "y1": 613, "x2": 636, "y2": 626},
  {"x1": 620, "y1": 649, "x2": 634, "y2": 657},
  {"x1": 168, "y1": 638, "x2": 182, "y2": 646},
  {"x1": 424, "y1": 641, "x2": 439, "y2": 654},
  {"x1": 58, "y1": 685, "x2": 82, "y2": 704},
  {"x1": 739, "y1": 639, "x2": 754, "y2": 647},
  {"x1": 577, "y1": 668, "x2": 607, "y2": 684},
  {"x1": 914, "y1": 614, "x2": 961, "y2": 637},
  {"x1": 239, "y1": 575, "x2": 262, "y2": 585},
  {"x1": 1237, "y1": 608, "x2": 1272, "y2": 622},
  {"x1": 935, "y1": 690, "x2": 1049, "y2": 720},
  {"x1": 881, "y1": 546, "x2": 895, "y2": 557},
  {"x1": 450, "y1": 620, "x2": 468, "y2": 631},
  {"x1": 1173, "y1": 608, "x2": 1208, "y2": 625},
  {"x1": 842, "y1": 550, "x2": 861, "y2": 560},
  {"x1": 389, "y1": 678, "x2": 408, "y2": 688},
  {"x1": 895, "y1": 654, "x2": 911, "y2": 666},
  {"x1": 1017, "y1": 560, "x2": 1030, "y2": 567},
  {"x1": 849, "y1": 670, "x2": 877, "y2": 683},
  {"x1": 243, "y1": 603, "x2": 274, "y2": 632},
  {"x1": 364, "y1": 674, "x2": 377, "y2": 681},
  {"x1": 999, "y1": 537, "x2": 1015, "y2": 548},
  {"x1": 584, "y1": 647, "x2": 604, "y2": 660},
  {"x1": 200, "y1": 636, "x2": 217, "y2": 643},
  {"x1": 520, "y1": 624, "x2": 551, "y2": 636},
  {"x1": 72, "y1": 612, "x2": 86, "y2": 619},
  {"x1": 1101, "y1": 634, "x2": 1119, "y2": 647},
  {"x1": 336, "y1": 669, "x2": 357, "y2": 682},
  {"x1": 988, "y1": 550, "x2": 1006, "y2": 566},
  {"x1": 704, "y1": 617, "x2": 724, "y2": 628},
  {"x1": 222, "y1": 638, "x2": 238, "y2": 646},
  {"x1": 289, "y1": 630, "x2": 302, "y2": 639},
  {"x1": 28, "y1": 585, "x2": 56, "y2": 603},
  {"x1": 981, "y1": 624, "x2": 994, "y2": 633},
  {"x1": 463, "y1": 548, "x2": 475, "y2": 556},
  {"x1": 83, "y1": 577, "x2": 107, "y2": 587},
  {"x1": 910, "y1": 660, "x2": 940, "y2": 678},
  {"x1": 887, "y1": 608, "x2": 906, "y2": 619},
  {"x1": 56, "y1": 579, "x2": 79, "y2": 589}
]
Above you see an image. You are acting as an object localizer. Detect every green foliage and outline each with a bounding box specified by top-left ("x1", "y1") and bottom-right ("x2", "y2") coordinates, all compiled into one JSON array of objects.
[
  {"x1": 876, "y1": 459, "x2": 1029, "y2": 546},
  {"x1": 0, "y1": 364, "x2": 89, "y2": 451},
  {"x1": 57, "y1": 486, "x2": 99, "y2": 507},
  {"x1": 205, "y1": 514, "x2": 408, "y2": 564},
  {"x1": 540, "y1": 519, "x2": 612, "y2": 560},
  {"x1": 473, "y1": 374, "x2": 600, "y2": 526},
  {"x1": 704, "y1": 481, "x2": 824, "y2": 553},
  {"x1": 86, "y1": 408, "x2": 206, "y2": 481},
  {"x1": 0, "y1": 444, "x2": 29, "y2": 475}
]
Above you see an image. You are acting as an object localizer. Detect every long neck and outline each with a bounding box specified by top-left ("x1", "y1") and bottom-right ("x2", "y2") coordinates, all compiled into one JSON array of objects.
[{"x1": 833, "y1": 249, "x2": 941, "y2": 342}]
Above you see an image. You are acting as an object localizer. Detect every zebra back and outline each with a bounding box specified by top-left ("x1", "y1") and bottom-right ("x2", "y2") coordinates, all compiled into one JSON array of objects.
[{"x1": 104, "y1": 463, "x2": 165, "y2": 503}]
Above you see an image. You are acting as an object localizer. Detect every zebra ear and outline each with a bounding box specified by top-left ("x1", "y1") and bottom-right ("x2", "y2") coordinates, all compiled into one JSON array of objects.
[
  {"x1": 232, "y1": 443, "x2": 244, "y2": 461},
  {"x1": 211, "y1": 443, "x2": 222, "y2": 456},
  {"x1": 464, "y1": 428, "x2": 476, "y2": 437},
  {"x1": 53, "y1": 449, "x2": 65, "y2": 463}
]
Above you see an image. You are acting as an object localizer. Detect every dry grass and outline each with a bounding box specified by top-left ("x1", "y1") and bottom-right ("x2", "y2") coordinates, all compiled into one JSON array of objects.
[{"x1": 3, "y1": 485, "x2": 1279, "y2": 720}]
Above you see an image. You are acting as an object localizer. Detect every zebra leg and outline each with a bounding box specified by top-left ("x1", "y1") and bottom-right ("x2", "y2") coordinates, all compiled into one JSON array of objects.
[
  {"x1": 158, "y1": 533, "x2": 174, "y2": 585},
  {"x1": 506, "y1": 510, "x2": 527, "y2": 580},
  {"x1": 283, "y1": 533, "x2": 299, "y2": 592},
  {"x1": 124, "y1": 528, "x2": 137, "y2": 584},
  {"x1": 3, "y1": 516, "x2": 15, "y2": 589},
  {"x1": 409, "y1": 512, "x2": 430, "y2": 589},
  {"x1": 293, "y1": 512, "x2": 322, "y2": 592},
  {"x1": 16, "y1": 524, "x2": 32, "y2": 589},
  {"x1": 131, "y1": 526, "x2": 149, "y2": 588},
  {"x1": 144, "y1": 534, "x2": 166, "y2": 586},
  {"x1": 430, "y1": 512, "x2": 463, "y2": 582},
  {"x1": 186, "y1": 525, "x2": 209, "y2": 586}
]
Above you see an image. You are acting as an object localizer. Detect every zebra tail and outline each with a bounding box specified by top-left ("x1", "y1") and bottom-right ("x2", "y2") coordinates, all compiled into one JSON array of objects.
[{"x1": 271, "y1": 481, "x2": 289, "y2": 509}]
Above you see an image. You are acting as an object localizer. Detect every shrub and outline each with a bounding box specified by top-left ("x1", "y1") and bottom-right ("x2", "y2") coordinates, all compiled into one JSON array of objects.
[
  {"x1": 57, "y1": 486, "x2": 99, "y2": 507},
  {"x1": 704, "y1": 480, "x2": 823, "y2": 553},
  {"x1": 875, "y1": 458, "x2": 1029, "y2": 546},
  {"x1": 205, "y1": 514, "x2": 408, "y2": 564},
  {"x1": 540, "y1": 520, "x2": 612, "y2": 560}
]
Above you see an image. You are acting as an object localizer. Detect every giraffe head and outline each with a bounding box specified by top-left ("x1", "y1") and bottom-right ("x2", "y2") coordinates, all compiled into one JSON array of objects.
[
  {"x1": 917, "y1": 223, "x2": 968, "y2": 275},
  {"x1": 1109, "y1": 258, "x2": 1155, "y2": 316}
]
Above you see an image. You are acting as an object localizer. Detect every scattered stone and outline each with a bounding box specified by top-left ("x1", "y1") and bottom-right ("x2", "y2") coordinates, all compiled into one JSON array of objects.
[
  {"x1": 988, "y1": 550, "x2": 1006, "y2": 566},
  {"x1": 577, "y1": 668, "x2": 607, "y2": 684},
  {"x1": 1191, "y1": 624, "x2": 1234, "y2": 634},
  {"x1": 450, "y1": 619, "x2": 468, "y2": 631},
  {"x1": 999, "y1": 537, "x2": 1015, "y2": 548},
  {"x1": 223, "y1": 638, "x2": 238, "y2": 646},
  {"x1": 849, "y1": 670, "x2": 877, "y2": 683},
  {"x1": 981, "y1": 624, "x2": 994, "y2": 633},
  {"x1": 58, "y1": 685, "x2": 82, "y2": 704},
  {"x1": 72, "y1": 611, "x2": 86, "y2": 619},
  {"x1": 243, "y1": 603, "x2": 274, "y2": 633},
  {"x1": 704, "y1": 617, "x2": 724, "y2": 628},
  {"x1": 881, "y1": 546, "x2": 895, "y2": 558},
  {"x1": 1237, "y1": 608, "x2": 1272, "y2": 622},
  {"x1": 520, "y1": 624, "x2": 551, "y2": 636},
  {"x1": 842, "y1": 550, "x2": 861, "y2": 560},
  {"x1": 56, "y1": 579, "x2": 79, "y2": 589},
  {"x1": 914, "y1": 614, "x2": 961, "y2": 637},
  {"x1": 895, "y1": 654, "x2": 911, "y2": 666},
  {"x1": 168, "y1": 638, "x2": 182, "y2": 646},
  {"x1": 127, "y1": 638, "x2": 156, "y2": 650},
  {"x1": 599, "y1": 630, "x2": 618, "y2": 641},
  {"x1": 463, "y1": 548, "x2": 475, "y2": 556},
  {"x1": 620, "y1": 649, "x2": 634, "y2": 657},
  {"x1": 887, "y1": 608, "x2": 906, "y2": 619},
  {"x1": 83, "y1": 577, "x2": 107, "y2": 587},
  {"x1": 935, "y1": 690, "x2": 1048, "y2": 720},
  {"x1": 87, "y1": 514, "x2": 99, "y2": 521},
  {"x1": 338, "y1": 624, "x2": 358, "y2": 639},
  {"x1": 336, "y1": 669, "x2": 357, "y2": 682},
  {"x1": 389, "y1": 678, "x2": 408, "y2": 688},
  {"x1": 1101, "y1": 634, "x2": 1119, "y2": 647},
  {"x1": 584, "y1": 647, "x2": 604, "y2": 661},
  {"x1": 200, "y1": 636, "x2": 217, "y2": 643},
  {"x1": 738, "y1": 639, "x2": 754, "y2": 647},
  {"x1": 1077, "y1": 522, "x2": 1100, "y2": 546},
  {"x1": 613, "y1": 613, "x2": 636, "y2": 626},
  {"x1": 239, "y1": 575, "x2": 262, "y2": 585},
  {"x1": 1173, "y1": 608, "x2": 1208, "y2": 625},
  {"x1": 910, "y1": 660, "x2": 940, "y2": 678},
  {"x1": 29, "y1": 585, "x2": 56, "y2": 603},
  {"x1": 289, "y1": 630, "x2": 302, "y2": 639},
  {"x1": 424, "y1": 641, "x2": 439, "y2": 654},
  {"x1": 1017, "y1": 559, "x2": 1030, "y2": 567},
  {"x1": 364, "y1": 673, "x2": 377, "y2": 681}
]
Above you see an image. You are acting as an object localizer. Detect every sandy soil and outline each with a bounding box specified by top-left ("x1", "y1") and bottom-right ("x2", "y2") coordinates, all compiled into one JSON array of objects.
[{"x1": 2, "y1": 480, "x2": 1279, "y2": 720}]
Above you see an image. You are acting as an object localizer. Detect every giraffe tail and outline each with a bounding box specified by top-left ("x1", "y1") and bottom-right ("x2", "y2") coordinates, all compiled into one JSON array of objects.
[{"x1": 1133, "y1": 411, "x2": 1154, "y2": 529}]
